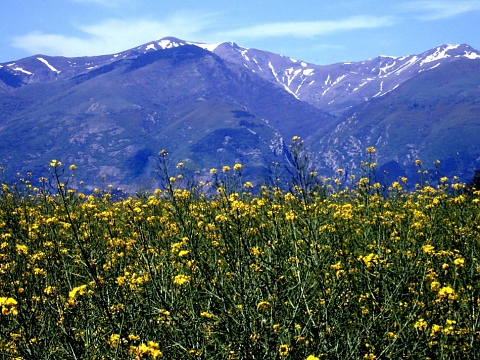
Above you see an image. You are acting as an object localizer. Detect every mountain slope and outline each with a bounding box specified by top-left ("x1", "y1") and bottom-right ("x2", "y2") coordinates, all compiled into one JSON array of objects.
[
  {"x1": 0, "y1": 45, "x2": 335, "y2": 190},
  {"x1": 1, "y1": 38, "x2": 479, "y2": 188},
  {"x1": 309, "y1": 58, "x2": 480, "y2": 183}
]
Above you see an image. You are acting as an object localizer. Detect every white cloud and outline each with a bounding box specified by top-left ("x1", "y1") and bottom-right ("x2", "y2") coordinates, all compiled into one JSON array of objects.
[
  {"x1": 11, "y1": 14, "x2": 217, "y2": 57},
  {"x1": 9, "y1": 13, "x2": 397, "y2": 58},
  {"x1": 218, "y1": 16, "x2": 396, "y2": 39},
  {"x1": 401, "y1": 0, "x2": 480, "y2": 20},
  {"x1": 70, "y1": 0, "x2": 130, "y2": 7}
]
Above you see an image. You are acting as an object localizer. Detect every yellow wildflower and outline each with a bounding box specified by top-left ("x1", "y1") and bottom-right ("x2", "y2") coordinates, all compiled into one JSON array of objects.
[
  {"x1": 430, "y1": 324, "x2": 442, "y2": 337},
  {"x1": 244, "y1": 181, "x2": 254, "y2": 189},
  {"x1": 173, "y1": 274, "x2": 191, "y2": 286},
  {"x1": 256, "y1": 301, "x2": 271, "y2": 311},
  {"x1": 360, "y1": 253, "x2": 379, "y2": 268},
  {"x1": 438, "y1": 286, "x2": 456, "y2": 300},
  {"x1": 414, "y1": 318, "x2": 428, "y2": 331},
  {"x1": 178, "y1": 250, "x2": 190, "y2": 257},
  {"x1": 68, "y1": 284, "x2": 88, "y2": 299},
  {"x1": 443, "y1": 319, "x2": 456, "y2": 335},
  {"x1": 250, "y1": 247, "x2": 262, "y2": 256},
  {"x1": 200, "y1": 311, "x2": 215, "y2": 319},
  {"x1": 15, "y1": 244, "x2": 28, "y2": 255},
  {"x1": 453, "y1": 257, "x2": 465, "y2": 267},
  {"x1": 130, "y1": 341, "x2": 162, "y2": 359},
  {"x1": 330, "y1": 261, "x2": 342, "y2": 270},
  {"x1": 0, "y1": 297, "x2": 18, "y2": 316},
  {"x1": 285, "y1": 210, "x2": 296, "y2": 221},
  {"x1": 422, "y1": 244, "x2": 435, "y2": 255},
  {"x1": 108, "y1": 334, "x2": 121, "y2": 348},
  {"x1": 44, "y1": 286, "x2": 55, "y2": 295},
  {"x1": 430, "y1": 281, "x2": 441, "y2": 291},
  {"x1": 279, "y1": 344, "x2": 290, "y2": 356}
]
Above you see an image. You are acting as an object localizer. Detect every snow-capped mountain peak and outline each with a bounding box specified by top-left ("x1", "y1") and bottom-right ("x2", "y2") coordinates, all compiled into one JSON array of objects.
[
  {"x1": 204, "y1": 41, "x2": 480, "y2": 113},
  {"x1": 1, "y1": 38, "x2": 479, "y2": 114},
  {"x1": 138, "y1": 37, "x2": 228, "y2": 54}
]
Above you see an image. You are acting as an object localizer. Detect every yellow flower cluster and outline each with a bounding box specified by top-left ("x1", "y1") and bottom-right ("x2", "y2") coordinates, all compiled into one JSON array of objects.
[
  {"x1": 0, "y1": 155, "x2": 479, "y2": 358},
  {"x1": 0, "y1": 297, "x2": 18, "y2": 316},
  {"x1": 173, "y1": 274, "x2": 191, "y2": 286},
  {"x1": 67, "y1": 284, "x2": 90, "y2": 306},
  {"x1": 257, "y1": 301, "x2": 272, "y2": 311},
  {"x1": 130, "y1": 341, "x2": 162, "y2": 359}
]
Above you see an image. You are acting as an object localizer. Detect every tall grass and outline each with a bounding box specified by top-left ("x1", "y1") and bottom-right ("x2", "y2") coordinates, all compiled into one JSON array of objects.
[{"x1": 0, "y1": 143, "x2": 479, "y2": 359}]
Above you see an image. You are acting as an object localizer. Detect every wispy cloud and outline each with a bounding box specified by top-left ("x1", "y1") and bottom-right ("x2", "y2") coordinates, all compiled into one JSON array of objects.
[
  {"x1": 400, "y1": 0, "x2": 480, "y2": 20},
  {"x1": 11, "y1": 14, "x2": 216, "y2": 57},
  {"x1": 218, "y1": 16, "x2": 396, "y2": 39},
  {"x1": 69, "y1": 0, "x2": 130, "y2": 7}
]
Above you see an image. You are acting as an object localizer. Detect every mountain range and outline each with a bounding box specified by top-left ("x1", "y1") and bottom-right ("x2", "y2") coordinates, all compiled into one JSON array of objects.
[{"x1": 1, "y1": 37, "x2": 479, "y2": 190}]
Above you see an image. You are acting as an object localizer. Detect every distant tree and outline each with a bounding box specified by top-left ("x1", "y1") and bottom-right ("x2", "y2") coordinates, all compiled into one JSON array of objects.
[{"x1": 467, "y1": 169, "x2": 480, "y2": 192}]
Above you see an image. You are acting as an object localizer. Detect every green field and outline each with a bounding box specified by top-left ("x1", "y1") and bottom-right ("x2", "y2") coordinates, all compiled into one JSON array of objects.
[{"x1": 1, "y1": 145, "x2": 479, "y2": 359}]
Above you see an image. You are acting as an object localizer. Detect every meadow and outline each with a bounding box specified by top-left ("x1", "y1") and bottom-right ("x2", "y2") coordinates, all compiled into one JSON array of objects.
[{"x1": 0, "y1": 141, "x2": 479, "y2": 359}]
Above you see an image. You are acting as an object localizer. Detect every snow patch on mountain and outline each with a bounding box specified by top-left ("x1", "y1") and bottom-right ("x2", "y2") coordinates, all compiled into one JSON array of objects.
[
  {"x1": 331, "y1": 74, "x2": 347, "y2": 87},
  {"x1": 157, "y1": 39, "x2": 184, "y2": 49},
  {"x1": 394, "y1": 56, "x2": 419, "y2": 75},
  {"x1": 324, "y1": 75, "x2": 330, "y2": 85},
  {"x1": 37, "y1": 58, "x2": 60, "y2": 73},
  {"x1": 240, "y1": 50, "x2": 250, "y2": 61},
  {"x1": 420, "y1": 45, "x2": 459, "y2": 65},
  {"x1": 285, "y1": 67, "x2": 302, "y2": 86},
  {"x1": 372, "y1": 81, "x2": 384, "y2": 98},
  {"x1": 465, "y1": 51, "x2": 480, "y2": 59},
  {"x1": 268, "y1": 62, "x2": 298, "y2": 99},
  {"x1": 418, "y1": 63, "x2": 441, "y2": 73},
  {"x1": 268, "y1": 62, "x2": 280, "y2": 82},
  {"x1": 190, "y1": 42, "x2": 221, "y2": 52},
  {"x1": 13, "y1": 67, "x2": 33, "y2": 75},
  {"x1": 378, "y1": 61, "x2": 396, "y2": 76}
]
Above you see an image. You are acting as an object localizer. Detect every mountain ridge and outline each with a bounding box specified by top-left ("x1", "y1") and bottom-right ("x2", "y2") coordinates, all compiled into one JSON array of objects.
[
  {"x1": 0, "y1": 37, "x2": 479, "y2": 189},
  {"x1": 0, "y1": 44, "x2": 335, "y2": 190},
  {"x1": 2, "y1": 38, "x2": 479, "y2": 115}
]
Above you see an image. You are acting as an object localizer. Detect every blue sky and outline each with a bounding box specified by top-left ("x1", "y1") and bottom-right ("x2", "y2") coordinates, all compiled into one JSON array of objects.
[{"x1": 1, "y1": 0, "x2": 480, "y2": 64}]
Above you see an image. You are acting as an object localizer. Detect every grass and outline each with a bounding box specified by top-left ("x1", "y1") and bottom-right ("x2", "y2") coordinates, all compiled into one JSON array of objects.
[{"x1": 0, "y1": 141, "x2": 479, "y2": 359}]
